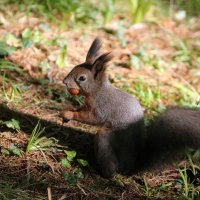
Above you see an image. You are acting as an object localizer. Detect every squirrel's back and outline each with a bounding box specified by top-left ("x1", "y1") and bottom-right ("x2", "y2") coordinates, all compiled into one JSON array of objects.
[{"x1": 93, "y1": 84, "x2": 144, "y2": 130}]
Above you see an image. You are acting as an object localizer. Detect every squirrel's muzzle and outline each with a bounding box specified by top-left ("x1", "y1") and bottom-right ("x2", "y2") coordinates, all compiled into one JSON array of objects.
[
  {"x1": 63, "y1": 77, "x2": 80, "y2": 95},
  {"x1": 63, "y1": 76, "x2": 68, "y2": 85}
]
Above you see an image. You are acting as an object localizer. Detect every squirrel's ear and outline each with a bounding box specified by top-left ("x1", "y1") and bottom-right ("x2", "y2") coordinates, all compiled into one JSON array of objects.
[
  {"x1": 92, "y1": 52, "x2": 113, "y2": 79},
  {"x1": 86, "y1": 37, "x2": 102, "y2": 65}
]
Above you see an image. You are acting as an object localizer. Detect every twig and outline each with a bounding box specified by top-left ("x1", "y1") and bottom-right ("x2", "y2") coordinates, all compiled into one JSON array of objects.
[
  {"x1": 47, "y1": 187, "x2": 52, "y2": 200},
  {"x1": 58, "y1": 194, "x2": 67, "y2": 200},
  {"x1": 39, "y1": 148, "x2": 55, "y2": 173},
  {"x1": 120, "y1": 191, "x2": 126, "y2": 200},
  {"x1": 26, "y1": 157, "x2": 30, "y2": 185},
  {"x1": 77, "y1": 183, "x2": 88, "y2": 196},
  {"x1": 58, "y1": 193, "x2": 77, "y2": 200}
]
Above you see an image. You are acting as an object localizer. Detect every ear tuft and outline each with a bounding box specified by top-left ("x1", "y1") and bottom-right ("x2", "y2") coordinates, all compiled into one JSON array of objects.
[
  {"x1": 94, "y1": 52, "x2": 113, "y2": 66},
  {"x1": 92, "y1": 52, "x2": 113, "y2": 79},
  {"x1": 86, "y1": 37, "x2": 102, "y2": 65}
]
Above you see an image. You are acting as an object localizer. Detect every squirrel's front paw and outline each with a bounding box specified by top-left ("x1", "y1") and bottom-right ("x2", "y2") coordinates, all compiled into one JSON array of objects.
[{"x1": 60, "y1": 110, "x2": 74, "y2": 122}]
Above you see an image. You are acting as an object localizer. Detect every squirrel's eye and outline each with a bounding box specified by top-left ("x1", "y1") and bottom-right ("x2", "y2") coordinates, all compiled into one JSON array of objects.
[{"x1": 78, "y1": 75, "x2": 86, "y2": 82}]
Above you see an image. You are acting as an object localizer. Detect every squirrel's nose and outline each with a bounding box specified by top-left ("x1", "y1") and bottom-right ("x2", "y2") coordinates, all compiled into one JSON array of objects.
[{"x1": 63, "y1": 77, "x2": 67, "y2": 85}]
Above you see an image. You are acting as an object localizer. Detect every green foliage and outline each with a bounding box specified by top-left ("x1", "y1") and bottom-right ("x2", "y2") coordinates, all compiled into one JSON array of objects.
[
  {"x1": 56, "y1": 45, "x2": 67, "y2": 68},
  {"x1": 172, "y1": 39, "x2": 192, "y2": 63},
  {"x1": 130, "y1": 54, "x2": 140, "y2": 69},
  {"x1": 1, "y1": 74, "x2": 22, "y2": 102},
  {"x1": 129, "y1": 0, "x2": 152, "y2": 23},
  {"x1": 112, "y1": 175, "x2": 133, "y2": 187},
  {"x1": 4, "y1": 0, "x2": 99, "y2": 25},
  {"x1": 64, "y1": 150, "x2": 76, "y2": 161},
  {"x1": 61, "y1": 157, "x2": 71, "y2": 168},
  {"x1": 9, "y1": 143, "x2": 21, "y2": 156},
  {"x1": 62, "y1": 168, "x2": 84, "y2": 184},
  {"x1": 39, "y1": 60, "x2": 50, "y2": 75},
  {"x1": 3, "y1": 33, "x2": 21, "y2": 48},
  {"x1": 133, "y1": 46, "x2": 164, "y2": 71},
  {"x1": 61, "y1": 157, "x2": 72, "y2": 168},
  {"x1": 0, "y1": 59, "x2": 23, "y2": 74},
  {"x1": 192, "y1": 149, "x2": 200, "y2": 161},
  {"x1": 77, "y1": 159, "x2": 89, "y2": 167},
  {"x1": 174, "y1": 0, "x2": 200, "y2": 16},
  {"x1": 0, "y1": 41, "x2": 15, "y2": 56},
  {"x1": 0, "y1": 184, "x2": 32, "y2": 200},
  {"x1": 21, "y1": 28, "x2": 42, "y2": 48},
  {"x1": 142, "y1": 175, "x2": 173, "y2": 198},
  {"x1": 25, "y1": 121, "x2": 60, "y2": 154},
  {"x1": 0, "y1": 59, "x2": 23, "y2": 103},
  {"x1": 133, "y1": 78, "x2": 163, "y2": 108},
  {"x1": 1, "y1": 148, "x2": 10, "y2": 155},
  {"x1": 61, "y1": 149, "x2": 88, "y2": 168},
  {"x1": 172, "y1": 82, "x2": 199, "y2": 106},
  {"x1": 2, "y1": 0, "x2": 161, "y2": 26},
  {"x1": 0, "y1": 118, "x2": 20, "y2": 130},
  {"x1": 143, "y1": 175, "x2": 151, "y2": 197},
  {"x1": 1, "y1": 143, "x2": 21, "y2": 157},
  {"x1": 116, "y1": 24, "x2": 127, "y2": 48},
  {"x1": 101, "y1": 0, "x2": 115, "y2": 25},
  {"x1": 178, "y1": 164, "x2": 196, "y2": 199},
  {"x1": 26, "y1": 121, "x2": 45, "y2": 154},
  {"x1": 72, "y1": 94, "x2": 85, "y2": 107},
  {"x1": 61, "y1": 149, "x2": 86, "y2": 184}
]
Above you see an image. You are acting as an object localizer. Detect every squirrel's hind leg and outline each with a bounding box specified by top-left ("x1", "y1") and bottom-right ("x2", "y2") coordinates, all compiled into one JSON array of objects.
[{"x1": 94, "y1": 129, "x2": 118, "y2": 178}]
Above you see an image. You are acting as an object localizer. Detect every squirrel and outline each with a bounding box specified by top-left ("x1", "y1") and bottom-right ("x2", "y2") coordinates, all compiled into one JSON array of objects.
[{"x1": 60, "y1": 38, "x2": 200, "y2": 178}]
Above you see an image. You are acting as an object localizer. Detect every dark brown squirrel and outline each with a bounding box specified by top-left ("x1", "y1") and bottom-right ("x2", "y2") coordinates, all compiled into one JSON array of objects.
[{"x1": 61, "y1": 38, "x2": 200, "y2": 178}]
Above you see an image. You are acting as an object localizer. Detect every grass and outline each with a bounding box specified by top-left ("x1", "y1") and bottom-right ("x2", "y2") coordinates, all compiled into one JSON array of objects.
[
  {"x1": 129, "y1": 0, "x2": 153, "y2": 23},
  {"x1": 178, "y1": 164, "x2": 196, "y2": 199},
  {"x1": 2, "y1": 75, "x2": 22, "y2": 102},
  {"x1": 1, "y1": 0, "x2": 182, "y2": 27},
  {"x1": 0, "y1": 184, "x2": 31, "y2": 200},
  {"x1": 174, "y1": 0, "x2": 200, "y2": 16},
  {"x1": 2, "y1": 0, "x2": 97, "y2": 24},
  {"x1": 26, "y1": 121, "x2": 45, "y2": 154},
  {"x1": 0, "y1": 60, "x2": 23, "y2": 74},
  {"x1": 0, "y1": 1, "x2": 200, "y2": 199}
]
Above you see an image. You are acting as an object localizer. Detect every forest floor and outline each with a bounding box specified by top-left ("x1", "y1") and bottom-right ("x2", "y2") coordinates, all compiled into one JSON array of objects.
[{"x1": 0, "y1": 3, "x2": 200, "y2": 200}]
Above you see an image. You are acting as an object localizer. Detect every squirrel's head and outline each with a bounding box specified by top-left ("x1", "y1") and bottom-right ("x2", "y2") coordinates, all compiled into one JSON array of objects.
[{"x1": 63, "y1": 37, "x2": 113, "y2": 95}]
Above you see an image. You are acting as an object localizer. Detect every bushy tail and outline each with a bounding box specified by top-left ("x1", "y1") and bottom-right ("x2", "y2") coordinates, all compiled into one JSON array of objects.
[{"x1": 138, "y1": 107, "x2": 200, "y2": 171}]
